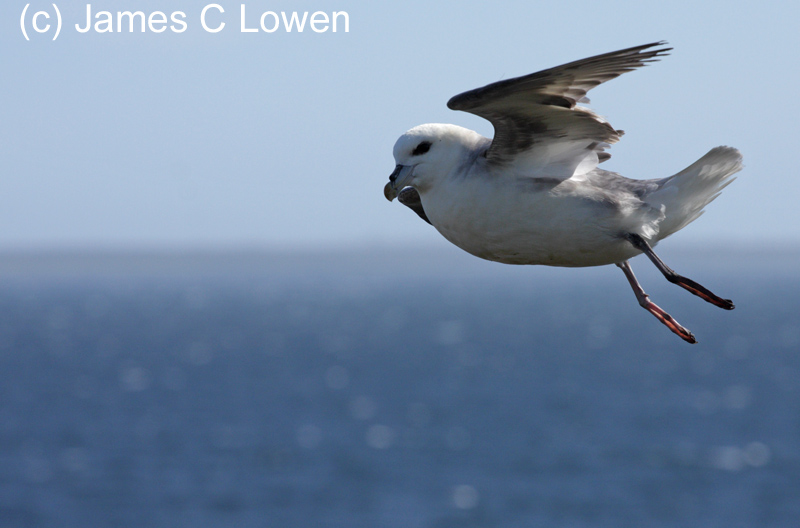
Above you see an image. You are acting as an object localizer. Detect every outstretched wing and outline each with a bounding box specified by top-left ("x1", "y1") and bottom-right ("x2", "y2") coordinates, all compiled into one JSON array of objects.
[{"x1": 447, "y1": 42, "x2": 671, "y2": 179}]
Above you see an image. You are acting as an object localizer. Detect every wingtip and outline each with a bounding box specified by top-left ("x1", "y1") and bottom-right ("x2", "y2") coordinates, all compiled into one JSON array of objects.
[
  {"x1": 638, "y1": 41, "x2": 672, "y2": 59},
  {"x1": 618, "y1": 41, "x2": 672, "y2": 64},
  {"x1": 645, "y1": 40, "x2": 670, "y2": 50}
]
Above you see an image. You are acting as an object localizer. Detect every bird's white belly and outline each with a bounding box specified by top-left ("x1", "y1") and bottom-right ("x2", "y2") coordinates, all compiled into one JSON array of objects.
[{"x1": 422, "y1": 179, "x2": 640, "y2": 267}]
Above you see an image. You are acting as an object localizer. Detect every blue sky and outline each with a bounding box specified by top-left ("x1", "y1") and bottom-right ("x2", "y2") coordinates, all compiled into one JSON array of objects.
[{"x1": 1, "y1": 1, "x2": 797, "y2": 251}]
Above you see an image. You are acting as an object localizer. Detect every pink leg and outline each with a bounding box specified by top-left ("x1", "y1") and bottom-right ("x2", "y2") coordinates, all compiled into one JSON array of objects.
[
  {"x1": 617, "y1": 260, "x2": 697, "y2": 344},
  {"x1": 626, "y1": 233, "x2": 734, "y2": 310}
]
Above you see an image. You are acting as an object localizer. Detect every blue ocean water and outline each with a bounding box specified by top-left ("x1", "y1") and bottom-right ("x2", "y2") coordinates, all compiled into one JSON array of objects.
[{"x1": 0, "y1": 247, "x2": 798, "y2": 527}]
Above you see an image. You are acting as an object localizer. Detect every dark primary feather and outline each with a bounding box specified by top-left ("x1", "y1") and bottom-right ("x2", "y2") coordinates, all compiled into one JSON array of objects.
[{"x1": 446, "y1": 42, "x2": 672, "y2": 166}]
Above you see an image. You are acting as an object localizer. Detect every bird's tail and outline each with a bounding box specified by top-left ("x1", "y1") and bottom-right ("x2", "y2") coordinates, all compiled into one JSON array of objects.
[{"x1": 649, "y1": 146, "x2": 743, "y2": 239}]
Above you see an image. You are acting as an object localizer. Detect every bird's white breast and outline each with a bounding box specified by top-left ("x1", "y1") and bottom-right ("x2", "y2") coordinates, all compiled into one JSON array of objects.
[{"x1": 421, "y1": 175, "x2": 641, "y2": 267}]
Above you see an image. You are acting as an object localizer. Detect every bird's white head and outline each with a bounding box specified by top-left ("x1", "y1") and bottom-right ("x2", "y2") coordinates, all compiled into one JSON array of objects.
[{"x1": 384, "y1": 123, "x2": 485, "y2": 201}]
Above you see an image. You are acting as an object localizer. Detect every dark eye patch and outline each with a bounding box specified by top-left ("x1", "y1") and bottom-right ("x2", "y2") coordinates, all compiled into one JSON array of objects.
[{"x1": 412, "y1": 141, "x2": 432, "y2": 156}]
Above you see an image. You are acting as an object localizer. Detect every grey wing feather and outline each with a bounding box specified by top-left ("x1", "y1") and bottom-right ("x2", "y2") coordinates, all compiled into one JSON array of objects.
[
  {"x1": 397, "y1": 187, "x2": 432, "y2": 225},
  {"x1": 447, "y1": 42, "x2": 671, "y2": 166}
]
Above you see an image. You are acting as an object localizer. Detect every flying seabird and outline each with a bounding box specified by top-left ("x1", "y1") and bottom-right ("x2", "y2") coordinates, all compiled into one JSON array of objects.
[{"x1": 383, "y1": 42, "x2": 742, "y2": 343}]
